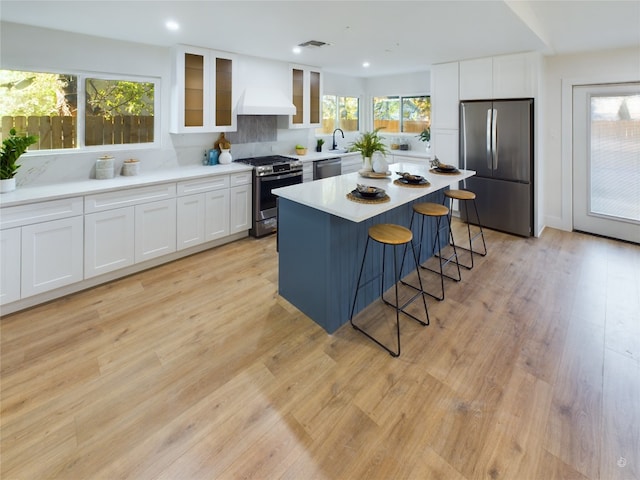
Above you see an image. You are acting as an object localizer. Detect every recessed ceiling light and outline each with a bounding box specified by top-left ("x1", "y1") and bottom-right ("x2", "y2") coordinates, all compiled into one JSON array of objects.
[
  {"x1": 165, "y1": 20, "x2": 180, "y2": 31},
  {"x1": 292, "y1": 46, "x2": 302, "y2": 54},
  {"x1": 362, "y1": 62, "x2": 370, "y2": 68}
]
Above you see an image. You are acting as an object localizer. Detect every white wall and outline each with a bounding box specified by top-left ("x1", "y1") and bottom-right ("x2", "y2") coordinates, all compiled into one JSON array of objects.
[
  {"x1": 0, "y1": 22, "x2": 316, "y2": 186},
  {"x1": 542, "y1": 46, "x2": 640, "y2": 232}
]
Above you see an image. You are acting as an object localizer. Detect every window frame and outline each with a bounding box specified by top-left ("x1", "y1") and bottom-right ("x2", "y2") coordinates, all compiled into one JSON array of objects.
[
  {"x1": 0, "y1": 67, "x2": 161, "y2": 154},
  {"x1": 372, "y1": 94, "x2": 430, "y2": 135},
  {"x1": 318, "y1": 94, "x2": 361, "y2": 134}
]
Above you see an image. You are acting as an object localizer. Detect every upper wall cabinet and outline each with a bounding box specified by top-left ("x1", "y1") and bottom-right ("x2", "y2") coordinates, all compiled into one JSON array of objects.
[
  {"x1": 289, "y1": 65, "x2": 322, "y2": 128},
  {"x1": 459, "y1": 52, "x2": 539, "y2": 100},
  {"x1": 430, "y1": 62, "x2": 459, "y2": 131},
  {"x1": 171, "y1": 45, "x2": 237, "y2": 133}
]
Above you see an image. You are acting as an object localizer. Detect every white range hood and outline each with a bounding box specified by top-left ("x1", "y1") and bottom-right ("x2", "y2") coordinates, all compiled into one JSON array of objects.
[{"x1": 237, "y1": 87, "x2": 296, "y2": 116}]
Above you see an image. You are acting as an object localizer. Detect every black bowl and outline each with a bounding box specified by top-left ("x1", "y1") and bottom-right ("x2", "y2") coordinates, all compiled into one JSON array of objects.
[{"x1": 356, "y1": 185, "x2": 385, "y2": 198}]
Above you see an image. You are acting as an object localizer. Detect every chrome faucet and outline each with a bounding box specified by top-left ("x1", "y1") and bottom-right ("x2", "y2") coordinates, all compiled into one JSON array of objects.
[{"x1": 332, "y1": 128, "x2": 344, "y2": 150}]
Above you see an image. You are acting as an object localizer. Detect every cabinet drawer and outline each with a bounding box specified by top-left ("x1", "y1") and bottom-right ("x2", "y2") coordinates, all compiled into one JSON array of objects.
[
  {"x1": 230, "y1": 171, "x2": 252, "y2": 187},
  {"x1": 1, "y1": 197, "x2": 83, "y2": 230},
  {"x1": 177, "y1": 175, "x2": 229, "y2": 196},
  {"x1": 85, "y1": 183, "x2": 176, "y2": 213}
]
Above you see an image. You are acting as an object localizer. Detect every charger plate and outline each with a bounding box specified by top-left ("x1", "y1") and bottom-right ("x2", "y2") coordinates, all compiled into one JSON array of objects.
[
  {"x1": 359, "y1": 170, "x2": 391, "y2": 178},
  {"x1": 429, "y1": 168, "x2": 460, "y2": 175},
  {"x1": 346, "y1": 191, "x2": 390, "y2": 204},
  {"x1": 394, "y1": 178, "x2": 431, "y2": 188}
]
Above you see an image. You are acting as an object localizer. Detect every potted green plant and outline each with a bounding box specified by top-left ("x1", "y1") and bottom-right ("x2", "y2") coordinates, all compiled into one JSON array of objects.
[
  {"x1": 316, "y1": 138, "x2": 325, "y2": 152},
  {"x1": 417, "y1": 127, "x2": 431, "y2": 153},
  {"x1": 1, "y1": 128, "x2": 38, "y2": 193},
  {"x1": 350, "y1": 128, "x2": 388, "y2": 171}
]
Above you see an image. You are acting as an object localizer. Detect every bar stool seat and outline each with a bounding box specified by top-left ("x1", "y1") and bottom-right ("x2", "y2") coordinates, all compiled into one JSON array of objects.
[
  {"x1": 444, "y1": 189, "x2": 487, "y2": 269},
  {"x1": 350, "y1": 223, "x2": 429, "y2": 357},
  {"x1": 403, "y1": 201, "x2": 461, "y2": 301}
]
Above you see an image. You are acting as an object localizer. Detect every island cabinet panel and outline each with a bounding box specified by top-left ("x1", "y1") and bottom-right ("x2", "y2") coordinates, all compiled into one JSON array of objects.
[{"x1": 277, "y1": 189, "x2": 447, "y2": 333}]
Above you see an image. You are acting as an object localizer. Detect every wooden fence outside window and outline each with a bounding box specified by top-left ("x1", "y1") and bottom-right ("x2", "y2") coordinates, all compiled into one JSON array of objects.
[{"x1": 1, "y1": 115, "x2": 154, "y2": 149}]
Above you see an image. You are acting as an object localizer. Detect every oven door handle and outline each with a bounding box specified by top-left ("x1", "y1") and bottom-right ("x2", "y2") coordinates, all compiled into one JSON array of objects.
[{"x1": 260, "y1": 171, "x2": 303, "y2": 182}]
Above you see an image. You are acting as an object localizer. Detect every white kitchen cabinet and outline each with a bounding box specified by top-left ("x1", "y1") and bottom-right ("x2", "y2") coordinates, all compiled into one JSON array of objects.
[
  {"x1": 341, "y1": 156, "x2": 362, "y2": 175},
  {"x1": 176, "y1": 193, "x2": 206, "y2": 250},
  {"x1": 229, "y1": 184, "x2": 251, "y2": 234},
  {"x1": 176, "y1": 186, "x2": 230, "y2": 250},
  {"x1": 205, "y1": 189, "x2": 230, "y2": 240},
  {"x1": 459, "y1": 52, "x2": 539, "y2": 100},
  {"x1": 171, "y1": 45, "x2": 237, "y2": 133},
  {"x1": 21, "y1": 216, "x2": 83, "y2": 298},
  {"x1": 1, "y1": 197, "x2": 84, "y2": 303},
  {"x1": 135, "y1": 199, "x2": 177, "y2": 262},
  {"x1": 0, "y1": 228, "x2": 21, "y2": 304},
  {"x1": 430, "y1": 62, "x2": 459, "y2": 131},
  {"x1": 302, "y1": 162, "x2": 313, "y2": 182},
  {"x1": 84, "y1": 184, "x2": 176, "y2": 276},
  {"x1": 289, "y1": 65, "x2": 322, "y2": 128},
  {"x1": 175, "y1": 173, "x2": 251, "y2": 249},
  {"x1": 459, "y1": 57, "x2": 493, "y2": 100},
  {"x1": 432, "y1": 130, "x2": 459, "y2": 168},
  {"x1": 84, "y1": 207, "x2": 135, "y2": 278}
]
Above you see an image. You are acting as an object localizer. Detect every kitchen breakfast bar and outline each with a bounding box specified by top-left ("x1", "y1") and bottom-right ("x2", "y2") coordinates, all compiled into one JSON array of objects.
[{"x1": 273, "y1": 163, "x2": 475, "y2": 334}]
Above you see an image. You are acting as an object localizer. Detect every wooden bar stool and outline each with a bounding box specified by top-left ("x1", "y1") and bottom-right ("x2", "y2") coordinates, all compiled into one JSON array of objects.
[
  {"x1": 403, "y1": 202, "x2": 461, "y2": 301},
  {"x1": 443, "y1": 189, "x2": 487, "y2": 269},
  {"x1": 350, "y1": 224, "x2": 429, "y2": 357}
]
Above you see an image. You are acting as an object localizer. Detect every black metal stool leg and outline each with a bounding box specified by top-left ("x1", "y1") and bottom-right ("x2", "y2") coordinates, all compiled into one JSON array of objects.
[
  {"x1": 351, "y1": 227, "x2": 429, "y2": 357},
  {"x1": 444, "y1": 194, "x2": 488, "y2": 270}
]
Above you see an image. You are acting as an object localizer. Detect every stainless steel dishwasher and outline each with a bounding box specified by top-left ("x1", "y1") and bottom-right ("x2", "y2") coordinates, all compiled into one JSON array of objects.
[{"x1": 313, "y1": 157, "x2": 342, "y2": 180}]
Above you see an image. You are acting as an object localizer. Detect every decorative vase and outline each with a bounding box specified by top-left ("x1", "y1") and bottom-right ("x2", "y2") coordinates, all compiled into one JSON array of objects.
[
  {"x1": 362, "y1": 156, "x2": 373, "y2": 172},
  {"x1": 425, "y1": 142, "x2": 431, "y2": 155},
  {"x1": 219, "y1": 148, "x2": 232, "y2": 164},
  {"x1": 0, "y1": 177, "x2": 16, "y2": 193},
  {"x1": 372, "y1": 153, "x2": 388, "y2": 173}
]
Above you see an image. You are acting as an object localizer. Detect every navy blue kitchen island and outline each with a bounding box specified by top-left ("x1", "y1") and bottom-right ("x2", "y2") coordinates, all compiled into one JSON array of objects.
[{"x1": 273, "y1": 163, "x2": 475, "y2": 334}]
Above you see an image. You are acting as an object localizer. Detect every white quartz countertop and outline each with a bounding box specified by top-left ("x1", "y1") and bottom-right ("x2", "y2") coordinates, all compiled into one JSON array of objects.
[
  {"x1": 0, "y1": 163, "x2": 253, "y2": 207},
  {"x1": 273, "y1": 162, "x2": 475, "y2": 223}
]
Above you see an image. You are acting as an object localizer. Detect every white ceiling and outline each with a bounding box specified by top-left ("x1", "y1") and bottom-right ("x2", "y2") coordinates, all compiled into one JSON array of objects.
[{"x1": 1, "y1": 0, "x2": 639, "y2": 77}]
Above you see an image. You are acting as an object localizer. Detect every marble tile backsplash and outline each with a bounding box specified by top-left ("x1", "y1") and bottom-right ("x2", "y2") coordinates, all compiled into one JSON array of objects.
[{"x1": 13, "y1": 115, "x2": 316, "y2": 187}]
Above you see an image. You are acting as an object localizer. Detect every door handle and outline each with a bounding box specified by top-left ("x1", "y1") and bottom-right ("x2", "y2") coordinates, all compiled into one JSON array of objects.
[
  {"x1": 486, "y1": 108, "x2": 492, "y2": 169},
  {"x1": 492, "y1": 108, "x2": 498, "y2": 170}
]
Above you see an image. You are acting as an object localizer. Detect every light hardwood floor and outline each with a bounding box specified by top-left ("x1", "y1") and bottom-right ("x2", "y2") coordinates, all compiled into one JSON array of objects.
[{"x1": 1, "y1": 224, "x2": 639, "y2": 480}]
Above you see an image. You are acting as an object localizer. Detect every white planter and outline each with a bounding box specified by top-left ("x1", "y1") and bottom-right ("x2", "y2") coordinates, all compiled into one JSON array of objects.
[
  {"x1": 362, "y1": 156, "x2": 373, "y2": 172},
  {"x1": 0, "y1": 177, "x2": 16, "y2": 193}
]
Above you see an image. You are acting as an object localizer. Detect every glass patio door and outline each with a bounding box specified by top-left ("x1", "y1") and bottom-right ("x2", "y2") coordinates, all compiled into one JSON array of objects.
[{"x1": 573, "y1": 83, "x2": 640, "y2": 243}]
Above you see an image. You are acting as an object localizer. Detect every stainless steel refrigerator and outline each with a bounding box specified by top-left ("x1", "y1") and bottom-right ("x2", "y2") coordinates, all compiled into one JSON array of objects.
[{"x1": 460, "y1": 99, "x2": 534, "y2": 237}]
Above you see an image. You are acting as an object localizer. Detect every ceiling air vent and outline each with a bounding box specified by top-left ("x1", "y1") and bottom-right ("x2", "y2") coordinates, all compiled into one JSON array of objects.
[{"x1": 298, "y1": 40, "x2": 329, "y2": 48}]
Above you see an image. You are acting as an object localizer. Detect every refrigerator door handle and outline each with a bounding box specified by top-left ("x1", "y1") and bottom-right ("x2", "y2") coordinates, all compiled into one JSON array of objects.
[
  {"x1": 486, "y1": 108, "x2": 492, "y2": 169},
  {"x1": 492, "y1": 108, "x2": 498, "y2": 170},
  {"x1": 461, "y1": 104, "x2": 467, "y2": 168}
]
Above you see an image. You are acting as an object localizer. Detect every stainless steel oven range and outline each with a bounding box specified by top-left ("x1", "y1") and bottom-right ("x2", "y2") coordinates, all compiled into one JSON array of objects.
[{"x1": 234, "y1": 155, "x2": 303, "y2": 237}]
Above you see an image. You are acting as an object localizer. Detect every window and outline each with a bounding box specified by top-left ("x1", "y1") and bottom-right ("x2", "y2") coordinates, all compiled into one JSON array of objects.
[
  {"x1": 318, "y1": 95, "x2": 359, "y2": 134},
  {"x1": 0, "y1": 69, "x2": 156, "y2": 150},
  {"x1": 85, "y1": 78, "x2": 155, "y2": 146},
  {"x1": 373, "y1": 95, "x2": 430, "y2": 134}
]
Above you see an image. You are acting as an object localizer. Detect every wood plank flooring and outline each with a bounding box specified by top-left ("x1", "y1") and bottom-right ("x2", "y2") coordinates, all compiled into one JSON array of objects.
[{"x1": 1, "y1": 224, "x2": 639, "y2": 479}]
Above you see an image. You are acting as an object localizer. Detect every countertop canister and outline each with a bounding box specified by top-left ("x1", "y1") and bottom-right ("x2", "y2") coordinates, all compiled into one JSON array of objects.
[{"x1": 95, "y1": 155, "x2": 115, "y2": 179}]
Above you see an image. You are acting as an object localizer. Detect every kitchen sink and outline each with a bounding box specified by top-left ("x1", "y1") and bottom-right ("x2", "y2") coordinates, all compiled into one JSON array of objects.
[{"x1": 328, "y1": 148, "x2": 349, "y2": 154}]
